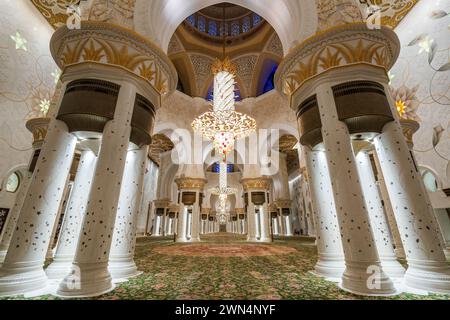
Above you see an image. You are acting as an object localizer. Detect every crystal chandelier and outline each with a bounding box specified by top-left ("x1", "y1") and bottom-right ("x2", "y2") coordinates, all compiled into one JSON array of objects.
[{"x1": 192, "y1": 6, "x2": 256, "y2": 225}]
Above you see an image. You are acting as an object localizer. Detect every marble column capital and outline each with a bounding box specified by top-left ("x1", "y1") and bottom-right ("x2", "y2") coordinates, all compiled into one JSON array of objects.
[
  {"x1": 241, "y1": 177, "x2": 272, "y2": 192},
  {"x1": 175, "y1": 177, "x2": 207, "y2": 191},
  {"x1": 25, "y1": 117, "x2": 51, "y2": 149},
  {"x1": 50, "y1": 21, "x2": 177, "y2": 97}
]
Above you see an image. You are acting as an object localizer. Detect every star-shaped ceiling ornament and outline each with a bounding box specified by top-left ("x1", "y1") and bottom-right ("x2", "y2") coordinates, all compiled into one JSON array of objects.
[{"x1": 10, "y1": 31, "x2": 28, "y2": 51}]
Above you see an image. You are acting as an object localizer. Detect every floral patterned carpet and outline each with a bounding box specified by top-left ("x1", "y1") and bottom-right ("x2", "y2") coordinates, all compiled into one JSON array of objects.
[{"x1": 3, "y1": 234, "x2": 450, "y2": 300}]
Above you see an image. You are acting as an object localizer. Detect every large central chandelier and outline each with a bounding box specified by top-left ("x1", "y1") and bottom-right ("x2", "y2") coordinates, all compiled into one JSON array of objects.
[
  {"x1": 192, "y1": 6, "x2": 256, "y2": 225},
  {"x1": 192, "y1": 58, "x2": 256, "y2": 224}
]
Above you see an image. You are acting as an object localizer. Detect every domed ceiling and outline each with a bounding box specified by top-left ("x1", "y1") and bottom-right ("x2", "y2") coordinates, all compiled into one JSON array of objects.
[{"x1": 168, "y1": 3, "x2": 284, "y2": 100}]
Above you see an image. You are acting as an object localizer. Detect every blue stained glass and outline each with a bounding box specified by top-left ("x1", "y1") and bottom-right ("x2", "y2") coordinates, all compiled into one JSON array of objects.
[
  {"x1": 212, "y1": 163, "x2": 234, "y2": 173},
  {"x1": 242, "y1": 16, "x2": 251, "y2": 33},
  {"x1": 231, "y1": 21, "x2": 240, "y2": 36},
  {"x1": 208, "y1": 21, "x2": 217, "y2": 36},
  {"x1": 187, "y1": 15, "x2": 195, "y2": 26},
  {"x1": 220, "y1": 22, "x2": 228, "y2": 36},
  {"x1": 198, "y1": 16, "x2": 206, "y2": 32},
  {"x1": 253, "y1": 14, "x2": 261, "y2": 26}
]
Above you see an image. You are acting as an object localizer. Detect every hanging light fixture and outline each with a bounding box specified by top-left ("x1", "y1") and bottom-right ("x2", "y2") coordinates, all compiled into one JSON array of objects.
[{"x1": 192, "y1": 5, "x2": 256, "y2": 225}]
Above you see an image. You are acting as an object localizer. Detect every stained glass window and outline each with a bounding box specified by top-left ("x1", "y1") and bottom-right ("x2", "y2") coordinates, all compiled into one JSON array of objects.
[
  {"x1": 198, "y1": 16, "x2": 206, "y2": 32},
  {"x1": 231, "y1": 21, "x2": 240, "y2": 36},
  {"x1": 422, "y1": 170, "x2": 438, "y2": 192},
  {"x1": 6, "y1": 172, "x2": 19, "y2": 193},
  {"x1": 242, "y1": 16, "x2": 251, "y2": 33},
  {"x1": 208, "y1": 21, "x2": 217, "y2": 36},
  {"x1": 187, "y1": 15, "x2": 195, "y2": 26},
  {"x1": 253, "y1": 14, "x2": 261, "y2": 26}
]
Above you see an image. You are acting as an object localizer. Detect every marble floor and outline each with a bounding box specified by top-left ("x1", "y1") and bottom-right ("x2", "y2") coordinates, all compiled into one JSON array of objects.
[{"x1": 2, "y1": 234, "x2": 450, "y2": 300}]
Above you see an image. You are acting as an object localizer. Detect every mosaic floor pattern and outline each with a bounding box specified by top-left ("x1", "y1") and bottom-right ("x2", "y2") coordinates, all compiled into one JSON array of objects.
[{"x1": 2, "y1": 234, "x2": 450, "y2": 300}]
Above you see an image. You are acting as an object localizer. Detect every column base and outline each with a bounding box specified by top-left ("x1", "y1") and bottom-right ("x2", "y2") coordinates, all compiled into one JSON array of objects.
[
  {"x1": 0, "y1": 262, "x2": 48, "y2": 297},
  {"x1": 314, "y1": 254, "x2": 345, "y2": 279},
  {"x1": 340, "y1": 261, "x2": 397, "y2": 296},
  {"x1": 45, "y1": 256, "x2": 74, "y2": 280},
  {"x1": 56, "y1": 262, "x2": 114, "y2": 298},
  {"x1": 380, "y1": 256, "x2": 405, "y2": 279},
  {"x1": 108, "y1": 258, "x2": 142, "y2": 280},
  {"x1": 403, "y1": 259, "x2": 450, "y2": 294}
]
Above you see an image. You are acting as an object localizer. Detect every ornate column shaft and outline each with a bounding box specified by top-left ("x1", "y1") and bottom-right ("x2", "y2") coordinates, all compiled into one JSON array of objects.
[
  {"x1": 57, "y1": 81, "x2": 136, "y2": 297},
  {"x1": 46, "y1": 150, "x2": 97, "y2": 279},
  {"x1": 372, "y1": 151, "x2": 406, "y2": 259},
  {"x1": 0, "y1": 118, "x2": 46, "y2": 262},
  {"x1": 0, "y1": 84, "x2": 77, "y2": 296},
  {"x1": 305, "y1": 149, "x2": 345, "y2": 279},
  {"x1": 317, "y1": 82, "x2": 395, "y2": 295},
  {"x1": 277, "y1": 22, "x2": 403, "y2": 296},
  {"x1": 374, "y1": 83, "x2": 450, "y2": 293},
  {"x1": 355, "y1": 150, "x2": 405, "y2": 279},
  {"x1": 45, "y1": 20, "x2": 176, "y2": 298},
  {"x1": 109, "y1": 146, "x2": 148, "y2": 280}
]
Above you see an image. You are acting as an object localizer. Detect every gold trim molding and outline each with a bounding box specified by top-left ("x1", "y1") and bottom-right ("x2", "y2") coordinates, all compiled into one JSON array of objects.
[
  {"x1": 50, "y1": 21, "x2": 178, "y2": 95},
  {"x1": 276, "y1": 23, "x2": 400, "y2": 97},
  {"x1": 175, "y1": 177, "x2": 207, "y2": 190},
  {"x1": 274, "y1": 199, "x2": 292, "y2": 209},
  {"x1": 241, "y1": 177, "x2": 272, "y2": 191},
  {"x1": 26, "y1": 117, "x2": 51, "y2": 148},
  {"x1": 400, "y1": 118, "x2": 420, "y2": 149}
]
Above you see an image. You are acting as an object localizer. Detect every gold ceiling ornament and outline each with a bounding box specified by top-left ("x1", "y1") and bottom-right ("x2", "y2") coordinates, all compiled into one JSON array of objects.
[
  {"x1": 275, "y1": 23, "x2": 400, "y2": 96},
  {"x1": 175, "y1": 177, "x2": 208, "y2": 190},
  {"x1": 235, "y1": 208, "x2": 245, "y2": 215},
  {"x1": 211, "y1": 57, "x2": 237, "y2": 76},
  {"x1": 240, "y1": 177, "x2": 272, "y2": 192},
  {"x1": 50, "y1": 21, "x2": 177, "y2": 96},
  {"x1": 31, "y1": 0, "x2": 80, "y2": 29},
  {"x1": 364, "y1": 0, "x2": 419, "y2": 29}
]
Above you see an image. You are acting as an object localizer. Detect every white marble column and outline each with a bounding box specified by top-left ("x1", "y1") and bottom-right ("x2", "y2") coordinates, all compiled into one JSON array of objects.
[
  {"x1": 317, "y1": 83, "x2": 395, "y2": 295},
  {"x1": 190, "y1": 194, "x2": 201, "y2": 242},
  {"x1": 259, "y1": 203, "x2": 271, "y2": 242},
  {"x1": 246, "y1": 195, "x2": 257, "y2": 241},
  {"x1": 305, "y1": 149, "x2": 345, "y2": 279},
  {"x1": 109, "y1": 146, "x2": 148, "y2": 280},
  {"x1": 375, "y1": 119, "x2": 450, "y2": 294},
  {"x1": 284, "y1": 214, "x2": 293, "y2": 236},
  {"x1": 176, "y1": 205, "x2": 188, "y2": 242},
  {"x1": 57, "y1": 82, "x2": 136, "y2": 297},
  {"x1": 0, "y1": 119, "x2": 77, "y2": 296},
  {"x1": 46, "y1": 150, "x2": 97, "y2": 279},
  {"x1": 355, "y1": 151, "x2": 405, "y2": 279},
  {"x1": 0, "y1": 171, "x2": 32, "y2": 263}
]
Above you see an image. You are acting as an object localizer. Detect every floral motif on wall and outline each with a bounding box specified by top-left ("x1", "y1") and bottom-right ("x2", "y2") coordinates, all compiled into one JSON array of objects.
[
  {"x1": 389, "y1": 84, "x2": 421, "y2": 121},
  {"x1": 31, "y1": 0, "x2": 80, "y2": 29}
]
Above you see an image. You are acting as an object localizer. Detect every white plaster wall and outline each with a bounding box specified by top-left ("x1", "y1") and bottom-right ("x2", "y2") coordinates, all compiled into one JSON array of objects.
[
  {"x1": 390, "y1": 0, "x2": 450, "y2": 189},
  {"x1": 0, "y1": 0, "x2": 58, "y2": 209}
]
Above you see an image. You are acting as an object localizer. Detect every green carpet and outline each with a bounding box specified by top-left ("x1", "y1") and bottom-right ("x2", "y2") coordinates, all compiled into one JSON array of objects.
[{"x1": 2, "y1": 234, "x2": 450, "y2": 300}]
